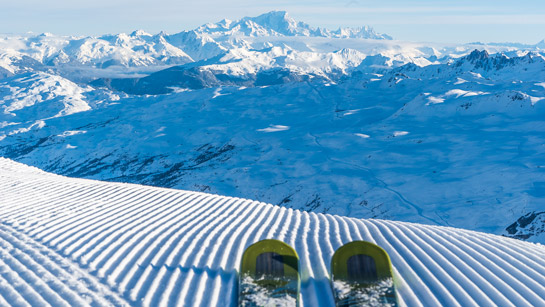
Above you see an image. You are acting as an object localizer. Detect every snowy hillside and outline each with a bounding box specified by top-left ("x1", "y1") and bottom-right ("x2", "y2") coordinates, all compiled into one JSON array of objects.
[
  {"x1": 1, "y1": 48, "x2": 545, "y2": 243},
  {"x1": 1, "y1": 12, "x2": 545, "y2": 244},
  {"x1": 1, "y1": 158, "x2": 545, "y2": 306}
]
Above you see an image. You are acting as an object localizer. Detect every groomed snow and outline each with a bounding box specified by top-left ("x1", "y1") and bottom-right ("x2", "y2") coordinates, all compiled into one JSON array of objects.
[{"x1": 1, "y1": 158, "x2": 545, "y2": 306}]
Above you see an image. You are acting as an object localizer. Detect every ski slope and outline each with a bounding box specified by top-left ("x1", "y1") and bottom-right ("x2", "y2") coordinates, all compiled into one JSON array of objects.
[{"x1": 1, "y1": 158, "x2": 545, "y2": 307}]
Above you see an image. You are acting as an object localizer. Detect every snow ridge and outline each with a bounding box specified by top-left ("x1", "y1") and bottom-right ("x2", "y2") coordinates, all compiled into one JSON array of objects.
[{"x1": 1, "y1": 158, "x2": 544, "y2": 306}]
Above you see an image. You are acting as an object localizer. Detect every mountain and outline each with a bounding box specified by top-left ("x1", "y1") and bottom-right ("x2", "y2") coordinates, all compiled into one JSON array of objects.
[
  {"x1": 0, "y1": 11, "x2": 391, "y2": 80},
  {"x1": 1, "y1": 157, "x2": 544, "y2": 306},
  {"x1": 388, "y1": 49, "x2": 545, "y2": 85},
  {"x1": 1, "y1": 13, "x2": 545, "y2": 244},
  {"x1": 2, "y1": 12, "x2": 541, "y2": 84},
  {"x1": 0, "y1": 72, "x2": 91, "y2": 122},
  {"x1": 0, "y1": 71, "x2": 122, "y2": 127},
  {"x1": 195, "y1": 11, "x2": 392, "y2": 39},
  {"x1": 91, "y1": 47, "x2": 367, "y2": 94},
  {"x1": 196, "y1": 11, "x2": 316, "y2": 37},
  {"x1": 1, "y1": 50, "x2": 545, "y2": 243},
  {"x1": 91, "y1": 48, "x2": 545, "y2": 95}
]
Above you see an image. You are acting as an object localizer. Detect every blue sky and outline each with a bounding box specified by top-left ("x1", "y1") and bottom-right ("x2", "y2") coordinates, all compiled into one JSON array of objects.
[{"x1": 2, "y1": 0, "x2": 545, "y2": 43}]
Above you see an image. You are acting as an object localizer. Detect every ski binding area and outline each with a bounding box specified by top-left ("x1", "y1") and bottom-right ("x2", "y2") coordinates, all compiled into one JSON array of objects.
[{"x1": 1, "y1": 158, "x2": 545, "y2": 306}]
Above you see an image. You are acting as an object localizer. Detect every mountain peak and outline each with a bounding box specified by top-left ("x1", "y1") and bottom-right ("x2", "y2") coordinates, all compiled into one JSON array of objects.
[
  {"x1": 453, "y1": 49, "x2": 497, "y2": 70},
  {"x1": 467, "y1": 49, "x2": 490, "y2": 61},
  {"x1": 256, "y1": 10, "x2": 289, "y2": 19},
  {"x1": 245, "y1": 11, "x2": 300, "y2": 36},
  {"x1": 130, "y1": 30, "x2": 152, "y2": 37},
  {"x1": 194, "y1": 11, "x2": 391, "y2": 40},
  {"x1": 450, "y1": 48, "x2": 545, "y2": 73},
  {"x1": 249, "y1": 10, "x2": 291, "y2": 24}
]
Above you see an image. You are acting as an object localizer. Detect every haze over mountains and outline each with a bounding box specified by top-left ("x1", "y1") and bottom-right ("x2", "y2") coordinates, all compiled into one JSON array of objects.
[{"x1": 1, "y1": 11, "x2": 545, "y2": 243}]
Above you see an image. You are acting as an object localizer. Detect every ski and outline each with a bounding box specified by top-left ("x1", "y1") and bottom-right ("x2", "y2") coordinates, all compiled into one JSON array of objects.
[
  {"x1": 239, "y1": 239, "x2": 300, "y2": 306},
  {"x1": 330, "y1": 241, "x2": 398, "y2": 307}
]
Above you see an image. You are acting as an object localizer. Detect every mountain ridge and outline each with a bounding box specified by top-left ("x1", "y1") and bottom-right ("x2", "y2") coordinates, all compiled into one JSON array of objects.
[{"x1": 195, "y1": 11, "x2": 392, "y2": 39}]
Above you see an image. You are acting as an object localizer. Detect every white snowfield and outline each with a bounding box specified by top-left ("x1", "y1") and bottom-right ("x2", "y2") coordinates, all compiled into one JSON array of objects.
[{"x1": 1, "y1": 158, "x2": 545, "y2": 307}]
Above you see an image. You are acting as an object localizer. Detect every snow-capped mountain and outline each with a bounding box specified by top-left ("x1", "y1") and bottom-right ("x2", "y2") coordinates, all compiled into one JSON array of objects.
[
  {"x1": 90, "y1": 46, "x2": 369, "y2": 95},
  {"x1": 0, "y1": 11, "x2": 389, "y2": 78},
  {"x1": 0, "y1": 71, "x2": 122, "y2": 126},
  {"x1": 1, "y1": 158, "x2": 544, "y2": 306},
  {"x1": 1, "y1": 12, "x2": 545, "y2": 243},
  {"x1": 1, "y1": 11, "x2": 542, "y2": 83},
  {"x1": 394, "y1": 49, "x2": 545, "y2": 82},
  {"x1": 195, "y1": 11, "x2": 392, "y2": 39}
]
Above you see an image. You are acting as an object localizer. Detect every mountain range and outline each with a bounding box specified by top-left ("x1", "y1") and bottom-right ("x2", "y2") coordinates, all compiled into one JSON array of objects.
[{"x1": 1, "y1": 12, "x2": 545, "y2": 243}]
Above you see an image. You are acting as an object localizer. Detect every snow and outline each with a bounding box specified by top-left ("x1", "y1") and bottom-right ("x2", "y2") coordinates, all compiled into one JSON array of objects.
[
  {"x1": 454, "y1": 78, "x2": 468, "y2": 85},
  {"x1": 355, "y1": 133, "x2": 370, "y2": 139},
  {"x1": 240, "y1": 276, "x2": 297, "y2": 306},
  {"x1": 196, "y1": 11, "x2": 391, "y2": 40},
  {"x1": 332, "y1": 279, "x2": 396, "y2": 307},
  {"x1": 58, "y1": 130, "x2": 87, "y2": 137},
  {"x1": 530, "y1": 96, "x2": 545, "y2": 105},
  {"x1": 444, "y1": 89, "x2": 489, "y2": 98},
  {"x1": 257, "y1": 125, "x2": 290, "y2": 132},
  {"x1": 7, "y1": 120, "x2": 45, "y2": 135},
  {"x1": 0, "y1": 158, "x2": 544, "y2": 306},
  {"x1": 426, "y1": 96, "x2": 445, "y2": 105},
  {"x1": 0, "y1": 72, "x2": 92, "y2": 121},
  {"x1": 2, "y1": 47, "x2": 545, "y2": 243},
  {"x1": 0, "y1": 10, "x2": 545, "y2": 282},
  {"x1": 0, "y1": 12, "x2": 542, "y2": 84},
  {"x1": 212, "y1": 88, "x2": 226, "y2": 99},
  {"x1": 423, "y1": 89, "x2": 490, "y2": 106}
]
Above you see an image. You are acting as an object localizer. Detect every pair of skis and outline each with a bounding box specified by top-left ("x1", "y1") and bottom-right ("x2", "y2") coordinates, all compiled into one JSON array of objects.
[{"x1": 239, "y1": 239, "x2": 398, "y2": 306}]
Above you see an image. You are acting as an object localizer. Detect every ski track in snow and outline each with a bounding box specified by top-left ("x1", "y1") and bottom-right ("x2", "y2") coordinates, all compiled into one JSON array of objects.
[{"x1": 1, "y1": 158, "x2": 545, "y2": 307}]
